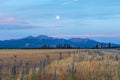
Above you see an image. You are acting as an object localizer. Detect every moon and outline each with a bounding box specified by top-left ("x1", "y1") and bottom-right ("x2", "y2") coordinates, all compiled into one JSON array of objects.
[{"x1": 56, "y1": 15, "x2": 60, "y2": 20}]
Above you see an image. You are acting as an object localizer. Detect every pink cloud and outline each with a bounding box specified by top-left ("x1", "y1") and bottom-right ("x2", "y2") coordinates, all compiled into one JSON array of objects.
[
  {"x1": 0, "y1": 16, "x2": 28, "y2": 24},
  {"x1": 0, "y1": 17, "x2": 16, "y2": 24},
  {"x1": 81, "y1": 34, "x2": 120, "y2": 37},
  {"x1": 0, "y1": 16, "x2": 36, "y2": 29},
  {"x1": 0, "y1": 16, "x2": 56, "y2": 29},
  {"x1": 52, "y1": 34, "x2": 120, "y2": 38},
  {"x1": 6, "y1": 17, "x2": 16, "y2": 23}
]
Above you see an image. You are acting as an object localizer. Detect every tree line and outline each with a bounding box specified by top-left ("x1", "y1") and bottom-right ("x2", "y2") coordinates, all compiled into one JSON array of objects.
[{"x1": 39, "y1": 43, "x2": 119, "y2": 49}]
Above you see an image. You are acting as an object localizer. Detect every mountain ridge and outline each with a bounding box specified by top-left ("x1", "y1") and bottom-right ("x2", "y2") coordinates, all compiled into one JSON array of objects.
[{"x1": 0, "y1": 35, "x2": 119, "y2": 49}]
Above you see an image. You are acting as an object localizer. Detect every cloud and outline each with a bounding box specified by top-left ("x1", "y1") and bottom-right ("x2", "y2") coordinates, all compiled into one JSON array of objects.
[
  {"x1": 0, "y1": 16, "x2": 34, "y2": 29},
  {"x1": 0, "y1": 16, "x2": 28, "y2": 24},
  {"x1": 52, "y1": 34, "x2": 120, "y2": 38},
  {"x1": 0, "y1": 17, "x2": 15, "y2": 24},
  {"x1": 0, "y1": 16, "x2": 62, "y2": 29},
  {"x1": 0, "y1": 24, "x2": 33, "y2": 30}
]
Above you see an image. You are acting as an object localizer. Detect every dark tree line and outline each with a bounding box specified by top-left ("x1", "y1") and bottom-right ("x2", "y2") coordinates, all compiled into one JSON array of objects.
[
  {"x1": 39, "y1": 42, "x2": 119, "y2": 49},
  {"x1": 93, "y1": 42, "x2": 115, "y2": 49},
  {"x1": 40, "y1": 44, "x2": 76, "y2": 49}
]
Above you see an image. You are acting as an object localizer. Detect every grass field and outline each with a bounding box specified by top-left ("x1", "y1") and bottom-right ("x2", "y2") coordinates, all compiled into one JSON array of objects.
[
  {"x1": 0, "y1": 49, "x2": 120, "y2": 80},
  {"x1": 0, "y1": 49, "x2": 74, "y2": 66}
]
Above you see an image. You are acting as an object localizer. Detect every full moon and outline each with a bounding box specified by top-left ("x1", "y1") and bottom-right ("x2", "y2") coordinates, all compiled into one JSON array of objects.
[{"x1": 56, "y1": 16, "x2": 60, "y2": 20}]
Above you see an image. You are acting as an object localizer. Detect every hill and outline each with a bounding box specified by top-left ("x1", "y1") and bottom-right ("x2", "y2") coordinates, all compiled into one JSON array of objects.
[{"x1": 0, "y1": 35, "x2": 118, "y2": 49}]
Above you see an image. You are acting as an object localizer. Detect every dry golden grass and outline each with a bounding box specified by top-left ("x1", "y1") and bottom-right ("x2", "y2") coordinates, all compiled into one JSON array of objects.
[
  {"x1": 0, "y1": 49, "x2": 120, "y2": 80},
  {"x1": 40, "y1": 49, "x2": 120, "y2": 80},
  {"x1": 0, "y1": 49, "x2": 74, "y2": 66}
]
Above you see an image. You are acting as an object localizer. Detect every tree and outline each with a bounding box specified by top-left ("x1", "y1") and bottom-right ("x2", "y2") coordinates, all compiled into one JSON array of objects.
[
  {"x1": 56, "y1": 44, "x2": 62, "y2": 49},
  {"x1": 108, "y1": 42, "x2": 111, "y2": 48},
  {"x1": 101, "y1": 43, "x2": 104, "y2": 49},
  {"x1": 94, "y1": 43, "x2": 99, "y2": 49},
  {"x1": 40, "y1": 45, "x2": 47, "y2": 49}
]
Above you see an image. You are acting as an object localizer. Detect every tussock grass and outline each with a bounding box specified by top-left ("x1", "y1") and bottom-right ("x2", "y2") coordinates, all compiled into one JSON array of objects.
[{"x1": 0, "y1": 49, "x2": 120, "y2": 80}]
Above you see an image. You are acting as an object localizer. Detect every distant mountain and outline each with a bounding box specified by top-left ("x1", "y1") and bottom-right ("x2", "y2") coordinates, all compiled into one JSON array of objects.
[
  {"x1": 0, "y1": 35, "x2": 119, "y2": 49},
  {"x1": 69, "y1": 38, "x2": 99, "y2": 48}
]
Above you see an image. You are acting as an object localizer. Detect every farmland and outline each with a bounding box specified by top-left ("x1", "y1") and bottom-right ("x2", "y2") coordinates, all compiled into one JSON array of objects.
[{"x1": 0, "y1": 49, "x2": 120, "y2": 80}]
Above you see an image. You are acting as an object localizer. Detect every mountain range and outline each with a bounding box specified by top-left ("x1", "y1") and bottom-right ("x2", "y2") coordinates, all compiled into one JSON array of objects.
[{"x1": 0, "y1": 35, "x2": 119, "y2": 49}]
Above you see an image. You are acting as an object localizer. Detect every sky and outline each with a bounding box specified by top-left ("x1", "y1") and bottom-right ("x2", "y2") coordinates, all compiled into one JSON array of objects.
[{"x1": 0, "y1": 0, "x2": 120, "y2": 44}]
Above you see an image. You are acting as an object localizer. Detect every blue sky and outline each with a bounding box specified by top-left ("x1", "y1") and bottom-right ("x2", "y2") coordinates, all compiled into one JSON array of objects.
[{"x1": 0, "y1": 0, "x2": 120, "y2": 44}]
